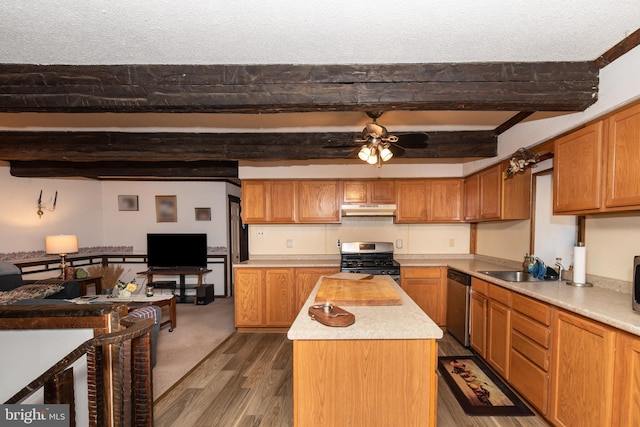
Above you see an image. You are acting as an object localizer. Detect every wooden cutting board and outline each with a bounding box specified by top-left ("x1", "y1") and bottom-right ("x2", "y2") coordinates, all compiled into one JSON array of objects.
[
  {"x1": 314, "y1": 277, "x2": 402, "y2": 306},
  {"x1": 326, "y1": 272, "x2": 373, "y2": 280}
]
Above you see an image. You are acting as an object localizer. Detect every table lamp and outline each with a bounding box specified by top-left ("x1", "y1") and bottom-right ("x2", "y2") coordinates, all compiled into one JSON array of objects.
[{"x1": 45, "y1": 234, "x2": 79, "y2": 275}]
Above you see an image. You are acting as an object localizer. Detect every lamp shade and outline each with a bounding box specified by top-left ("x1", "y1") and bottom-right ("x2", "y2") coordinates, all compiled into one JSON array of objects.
[{"x1": 45, "y1": 235, "x2": 78, "y2": 255}]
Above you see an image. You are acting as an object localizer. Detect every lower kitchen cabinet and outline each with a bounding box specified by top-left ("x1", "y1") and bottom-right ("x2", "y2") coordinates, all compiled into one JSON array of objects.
[
  {"x1": 550, "y1": 309, "x2": 616, "y2": 427},
  {"x1": 293, "y1": 267, "x2": 339, "y2": 312},
  {"x1": 469, "y1": 278, "x2": 488, "y2": 358},
  {"x1": 612, "y1": 331, "x2": 640, "y2": 426},
  {"x1": 234, "y1": 267, "x2": 295, "y2": 329},
  {"x1": 400, "y1": 267, "x2": 446, "y2": 325},
  {"x1": 486, "y1": 284, "x2": 511, "y2": 379},
  {"x1": 509, "y1": 293, "x2": 552, "y2": 415}
]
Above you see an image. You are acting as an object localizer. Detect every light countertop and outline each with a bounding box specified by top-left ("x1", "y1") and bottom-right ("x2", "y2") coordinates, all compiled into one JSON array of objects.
[
  {"x1": 287, "y1": 275, "x2": 443, "y2": 341},
  {"x1": 236, "y1": 255, "x2": 640, "y2": 337}
]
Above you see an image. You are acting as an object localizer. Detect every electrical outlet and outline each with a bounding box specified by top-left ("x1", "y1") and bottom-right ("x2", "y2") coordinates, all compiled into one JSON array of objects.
[
  {"x1": 286, "y1": 239, "x2": 293, "y2": 248},
  {"x1": 449, "y1": 238, "x2": 455, "y2": 247},
  {"x1": 396, "y1": 239, "x2": 403, "y2": 249},
  {"x1": 256, "y1": 231, "x2": 265, "y2": 238}
]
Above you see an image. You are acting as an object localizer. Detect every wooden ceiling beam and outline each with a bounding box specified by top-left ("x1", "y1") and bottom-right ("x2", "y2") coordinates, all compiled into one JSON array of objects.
[
  {"x1": 0, "y1": 62, "x2": 598, "y2": 113},
  {"x1": 9, "y1": 160, "x2": 239, "y2": 180},
  {"x1": 0, "y1": 130, "x2": 497, "y2": 162}
]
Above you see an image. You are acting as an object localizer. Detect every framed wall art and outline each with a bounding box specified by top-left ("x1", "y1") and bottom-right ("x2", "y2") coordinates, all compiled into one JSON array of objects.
[
  {"x1": 155, "y1": 195, "x2": 177, "y2": 222},
  {"x1": 118, "y1": 195, "x2": 139, "y2": 211},
  {"x1": 195, "y1": 207, "x2": 211, "y2": 221}
]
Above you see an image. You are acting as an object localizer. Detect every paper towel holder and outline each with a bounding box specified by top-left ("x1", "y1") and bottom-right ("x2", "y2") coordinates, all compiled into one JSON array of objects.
[{"x1": 566, "y1": 242, "x2": 593, "y2": 287}]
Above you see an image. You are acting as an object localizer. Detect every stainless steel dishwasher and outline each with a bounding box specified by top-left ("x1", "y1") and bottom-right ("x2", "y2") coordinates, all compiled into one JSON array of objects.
[{"x1": 446, "y1": 269, "x2": 471, "y2": 346}]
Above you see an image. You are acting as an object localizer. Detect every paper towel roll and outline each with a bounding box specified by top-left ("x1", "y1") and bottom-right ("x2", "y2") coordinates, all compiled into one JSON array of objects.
[{"x1": 573, "y1": 245, "x2": 587, "y2": 284}]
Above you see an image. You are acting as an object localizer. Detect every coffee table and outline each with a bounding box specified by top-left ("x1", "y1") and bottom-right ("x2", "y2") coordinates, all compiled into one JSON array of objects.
[{"x1": 73, "y1": 294, "x2": 176, "y2": 331}]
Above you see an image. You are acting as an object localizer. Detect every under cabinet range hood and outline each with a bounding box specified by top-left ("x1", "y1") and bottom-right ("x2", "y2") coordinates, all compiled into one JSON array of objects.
[{"x1": 341, "y1": 204, "x2": 397, "y2": 217}]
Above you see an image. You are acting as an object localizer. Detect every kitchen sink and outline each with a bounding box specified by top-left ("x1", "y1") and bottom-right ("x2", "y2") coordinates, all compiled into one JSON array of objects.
[{"x1": 480, "y1": 270, "x2": 545, "y2": 282}]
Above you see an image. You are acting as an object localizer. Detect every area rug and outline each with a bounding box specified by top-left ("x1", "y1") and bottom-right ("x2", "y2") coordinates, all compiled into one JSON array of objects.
[{"x1": 438, "y1": 356, "x2": 534, "y2": 416}]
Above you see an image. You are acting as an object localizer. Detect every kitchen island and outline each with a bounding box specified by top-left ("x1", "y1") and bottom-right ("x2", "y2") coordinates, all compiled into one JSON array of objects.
[{"x1": 288, "y1": 275, "x2": 442, "y2": 427}]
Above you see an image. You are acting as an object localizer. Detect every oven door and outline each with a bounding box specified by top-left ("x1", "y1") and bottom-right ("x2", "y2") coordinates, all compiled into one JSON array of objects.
[{"x1": 340, "y1": 268, "x2": 400, "y2": 284}]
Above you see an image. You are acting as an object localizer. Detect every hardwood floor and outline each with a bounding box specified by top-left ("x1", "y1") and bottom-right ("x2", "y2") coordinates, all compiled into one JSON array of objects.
[{"x1": 154, "y1": 331, "x2": 549, "y2": 426}]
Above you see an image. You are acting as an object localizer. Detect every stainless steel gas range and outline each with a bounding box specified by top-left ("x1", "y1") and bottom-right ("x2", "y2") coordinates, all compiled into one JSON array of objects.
[{"x1": 339, "y1": 241, "x2": 400, "y2": 282}]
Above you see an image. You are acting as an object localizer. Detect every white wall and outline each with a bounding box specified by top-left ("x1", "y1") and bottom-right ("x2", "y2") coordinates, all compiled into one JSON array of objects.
[{"x1": 0, "y1": 163, "x2": 103, "y2": 254}]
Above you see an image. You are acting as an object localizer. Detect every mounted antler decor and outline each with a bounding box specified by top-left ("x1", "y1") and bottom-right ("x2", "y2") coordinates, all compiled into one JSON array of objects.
[
  {"x1": 505, "y1": 147, "x2": 540, "y2": 178},
  {"x1": 36, "y1": 190, "x2": 57, "y2": 218}
]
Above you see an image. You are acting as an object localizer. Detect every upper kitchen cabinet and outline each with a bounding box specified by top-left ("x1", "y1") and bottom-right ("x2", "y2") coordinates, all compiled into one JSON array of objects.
[
  {"x1": 464, "y1": 164, "x2": 530, "y2": 222},
  {"x1": 554, "y1": 100, "x2": 640, "y2": 215},
  {"x1": 428, "y1": 179, "x2": 463, "y2": 222},
  {"x1": 553, "y1": 122, "x2": 605, "y2": 214},
  {"x1": 297, "y1": 180, "x2": 341, "y2": 223},
  {"x1": 395, "y1": 180, "x2": 429, "y2": 222},
  {"x1": 396, "y1": 179, "x2": 463, "y2": 223},
  {"x1": 464, "y1": 173, "x2": 480, "y2": 221},
  {"x1": 342, "y1": 179, "x2": 395, "y2": 204},
  {"x1": 241, "y1": 180, "x2": 296, "y2": 223},
  {"x1": 605, "y1": 102, "x2": 640, "y2": 210}
]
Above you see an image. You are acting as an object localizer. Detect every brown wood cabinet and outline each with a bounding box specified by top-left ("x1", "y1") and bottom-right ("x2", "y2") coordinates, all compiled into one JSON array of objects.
[
  {"x1": 509, "y1": 293, "x2": 552, "y2": 415},
  {"x1": 241, "y1": 180, "x2": 270, "y2": 223},
  {"x1": 554, "y1": 100, "x2": 640, "y2": 215},
  {"x1": 502, "y1": 167, "x2": 531, "y2": 220},
  {"x1": 241, "y1": 179, "x2": 296, "y2": 223},
  {"x1": 612, "y1": 331, "x2": 640, "y2": 426},
  {"x1": 297, "y1": 180, "x2": 341, "y2": 223},
  {"x1": 342, "y1": 180, "x2": 395, "y2": 204},
  {"x1": 486, "y1": 283, "x2": 511, "y2": 379},
  {"x1": 479, "y1": 164, "x2": 503, "y2": 220},
  {"x1": 553, "y1": 122, "x2": 605, "y2": 214},
  {"x1": 293, "y1": 267, "x2": 340, "y2": 312},
  {"x1": 395, "y1": 179, "x2": 429, "y2": 222},
  {"x1": 463, "y1": 173, "x2": 479, "y2": 221},
  {"x1": 395, "y1": 179, "x2": 463, "y2": 223},
  {"x1": 550, "y1": 309, "x2": 616, "y2": 427},
  {"x1": 269, "y1": 180, "x2": 297, "y2": 222},
  {"x1": 469, "y1": 278, "x2": 488, "y2": 358},
  {"x1": 605, "y1": 101, "x2": 640, "y2": 210},
  {"x1": 428, "y1": 179, "x2": 463, "y2": 222},
  {"x1": 234, "y1": 267, "x2": 295, "y2": 329},
  {"x1": 400, "y1": 267, "x2": 446, "y2": 325}
]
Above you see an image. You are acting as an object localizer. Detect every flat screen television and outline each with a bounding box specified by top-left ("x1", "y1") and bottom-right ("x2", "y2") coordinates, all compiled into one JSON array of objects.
[{"x1": 146, "y1": 233, "x2": 208, "y2": 269}]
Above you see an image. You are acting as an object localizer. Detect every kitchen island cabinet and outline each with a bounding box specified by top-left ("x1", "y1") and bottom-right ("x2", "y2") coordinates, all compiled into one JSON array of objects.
[
  {"x1": 288, "y1": 275, "x2": 441, "y2": 427},
  {"x1": 400, "y1": 266, "x2": 446, "y2": 325}
]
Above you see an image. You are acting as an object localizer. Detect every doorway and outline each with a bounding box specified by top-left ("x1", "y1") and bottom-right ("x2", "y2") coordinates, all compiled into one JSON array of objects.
[{"x1": 228, "y1": 195, "x2": 248, "y2": 296}]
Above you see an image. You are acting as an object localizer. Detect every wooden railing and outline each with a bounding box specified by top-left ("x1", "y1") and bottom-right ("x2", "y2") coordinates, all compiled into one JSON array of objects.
[{"x1": 0, "y1": 304, "x2": 155, "y2": 427}]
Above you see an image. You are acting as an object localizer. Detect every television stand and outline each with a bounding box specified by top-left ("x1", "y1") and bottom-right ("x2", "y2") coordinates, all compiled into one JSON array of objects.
[{"x1": 139, "y1": 268, "x2": 211, "y2": 304}]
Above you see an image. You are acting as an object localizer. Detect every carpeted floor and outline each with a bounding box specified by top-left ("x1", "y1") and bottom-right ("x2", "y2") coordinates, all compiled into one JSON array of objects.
[{"x1": 152, "y1": 296, "x2": 236, "y2": 398}]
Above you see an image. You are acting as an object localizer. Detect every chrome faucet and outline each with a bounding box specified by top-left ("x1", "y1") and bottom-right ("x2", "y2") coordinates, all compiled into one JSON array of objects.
[{"x1": 554, "y1": 258, "x2": 565, "y2": 282}]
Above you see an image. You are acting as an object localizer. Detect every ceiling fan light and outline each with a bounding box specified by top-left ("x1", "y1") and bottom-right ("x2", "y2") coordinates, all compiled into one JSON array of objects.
[
  {"x1": 366, "y1": 153, "x2": 378, "y2": 164},
  {"x1": 380, "y1": 147, "x2": 393, "y2": 161},
  {"x1": 358, "y1": 145, "x2": 371, "y2": 161}
]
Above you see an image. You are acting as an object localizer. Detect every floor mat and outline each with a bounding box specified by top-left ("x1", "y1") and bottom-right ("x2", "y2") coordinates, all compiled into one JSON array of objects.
[{"x1": 438, "y1": 356, "x2": 534, "y2": 416}]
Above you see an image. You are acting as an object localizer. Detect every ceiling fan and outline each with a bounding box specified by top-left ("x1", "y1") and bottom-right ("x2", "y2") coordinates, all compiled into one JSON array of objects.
[{"x1": 329, "y1": 112, "x2": 429, "y2": 166}]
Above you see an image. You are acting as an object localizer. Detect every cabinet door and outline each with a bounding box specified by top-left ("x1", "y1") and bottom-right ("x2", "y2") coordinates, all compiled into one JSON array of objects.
[
  {"x1": 479, "y1": 164, "x2": 502, "y2": 220},
  {"x1": 269, "y1": 180, "x2": 296, "y2": 223},
  {"x1": 605, "y1": 102, "x2": 640, "y2": 209},
  {"x1": 550, "y1": 310, "x2": 615, "y2": 427},
  {"x1": 264, "y1": 268, "x2": 295, "y2": 327},
  {"x1": 369, "y1": 180, "x2": 396, "y2": 204},
  {"x1": 469, "y1": 291, "x2": 487, "y2": 358},
  {"x1": 234, "y1": 268, "x2": 264, "y2": 327},
  {"x1": 553, "y1": 121, "x2": 604, "y2": 214},
  {"x1": 241, "y1": 180, "x2": 268, "y2": 223},
  {"x1": 487, "y1": 299, "x2": 510, "y2": 379},
  {"x1": 294, "y1": 268, "x2": 340, "y2": 312},
  {"x1": 502, "y1": 167, "x2": 531, "y2": 220},
  {"x1": 464, "y1": 173, "x2": 479, "y2": 221},
  {"x1": 297, "y1": 181, "x2": 341, "y2": 223},
  {"x1": 342, "y1": 180, "x2": 368, "y2": 203},
  {"x1": 612, "y1": 332, "x2": 640, "y2": 426},
  {"x1": 428, "y1": 179, "x2": 463, "y2": 222},
  {"x1": 395, "y1": 180, "x2": 428, "y2": 223},
  {"x1": 401, "y1": 267, "x2": 445, "y2": 325}
]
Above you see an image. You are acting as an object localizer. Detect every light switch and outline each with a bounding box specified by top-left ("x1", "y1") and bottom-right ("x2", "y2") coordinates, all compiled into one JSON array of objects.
[{"x1": 286, "y1": 239, "x2": 293, "y2": 248}]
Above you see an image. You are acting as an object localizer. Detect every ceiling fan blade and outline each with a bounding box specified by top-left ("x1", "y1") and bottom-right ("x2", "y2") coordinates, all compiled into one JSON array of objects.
[
  {"x1": 394, "y1": 132, "x2": 429, "y2": 148},
  {"x1": 389, "y1": 143, "x2": 406, "y2": 157}
]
